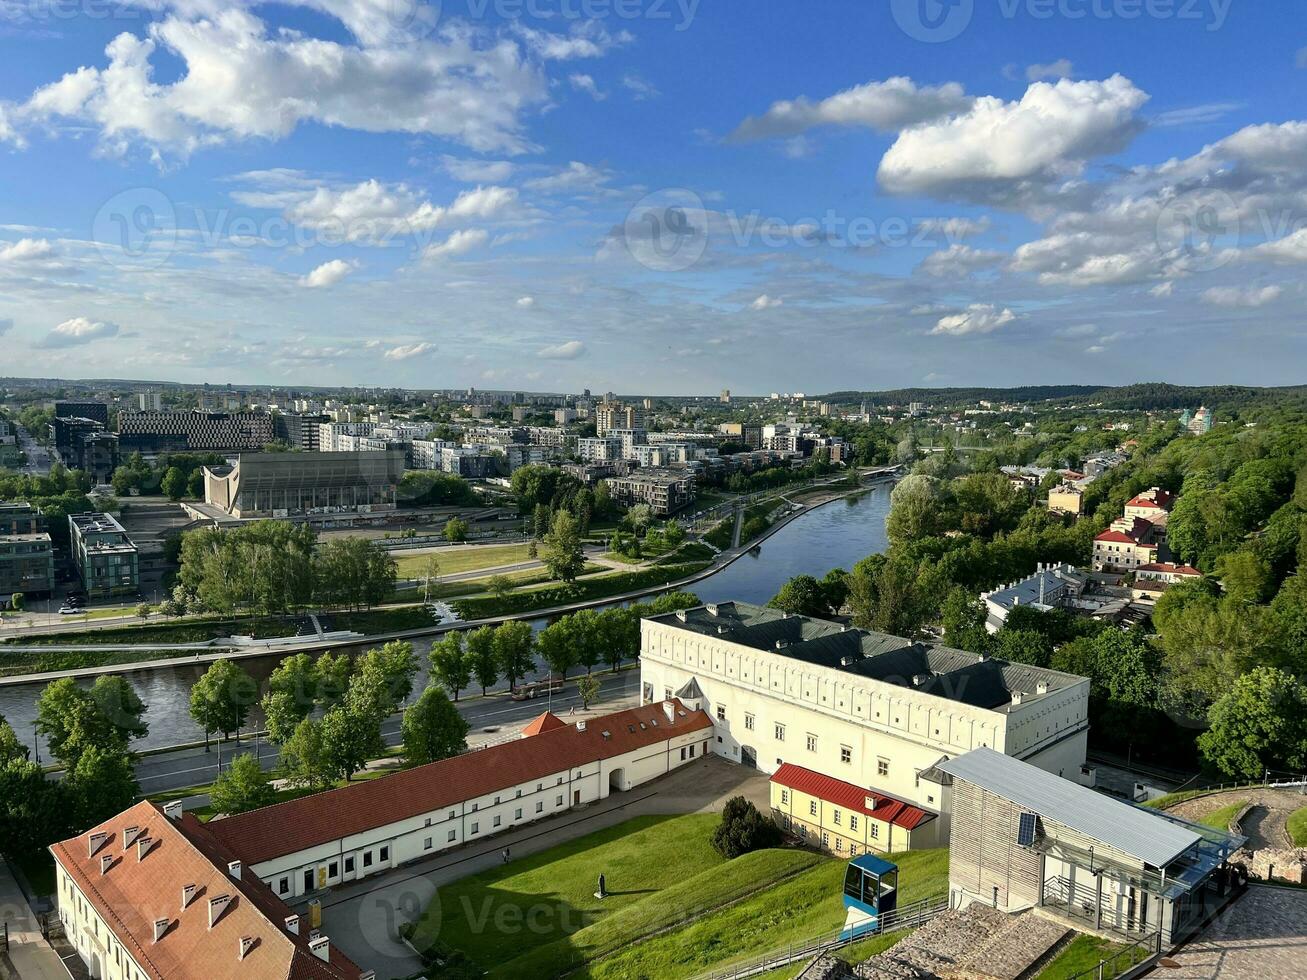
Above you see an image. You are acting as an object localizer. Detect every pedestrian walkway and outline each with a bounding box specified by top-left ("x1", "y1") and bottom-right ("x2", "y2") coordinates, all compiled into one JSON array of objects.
[{"x1": 0, "y1": 859, "x2": 69, "y2": 980}]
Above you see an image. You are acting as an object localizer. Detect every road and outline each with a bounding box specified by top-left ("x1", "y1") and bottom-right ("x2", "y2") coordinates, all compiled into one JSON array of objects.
[
  {"x1": 14, "y1": 422, "x2": 54, "y2": 475},
  {"x1": 135, "y1": 668, "x2": 643, "y2": 798}
]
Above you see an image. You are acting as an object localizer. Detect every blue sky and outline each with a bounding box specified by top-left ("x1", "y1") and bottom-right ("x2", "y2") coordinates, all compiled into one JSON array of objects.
[{"x1": 0, "y1": 0, "x2": 1304, "y2": 393}]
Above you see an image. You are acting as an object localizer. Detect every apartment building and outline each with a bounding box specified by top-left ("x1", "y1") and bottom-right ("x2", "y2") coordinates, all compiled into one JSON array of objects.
[
  {"x1": 606, "y1": 469, "x2": 695, "y2": 516},
  {"x1": 198, "y1": 702, "x2": 711, "y2": 903},
  {"x1": 316, "y1": 421, "x2": 376, "y2": 452},
  {"x1": 641, "y1": 602, "x2": 1090, "y2": 846},
  {"x1": 577, "y1": 437, "x2": 623, "y2": 462},
  {"x1": 0, "y1": 502, "x2": 55, "y2": 599},
  {"x1": 117, "y1": 411, "x2": 274, "y2": 454},
  {"x1": 69, "y1": 513, "x2": 139, "y2": 598},
  {"x1": 1046, "y1": 483, "x2": 1084, "y2": 516},
  {"x1": 595, "y1": 400, "x2": 646, "y2": 435},
  {"x1": 1093, "y1": 516, "x2": 1162, "y2": 572},
  {"x1": 50, "y1": 800, "x2": 365, "y2": 980},
  {"x1": 272, "y1": 412, "x2": 328, "y2": 451},
  {"x1": 53, "y1": 400, "x2": 110, "y2": 426}
]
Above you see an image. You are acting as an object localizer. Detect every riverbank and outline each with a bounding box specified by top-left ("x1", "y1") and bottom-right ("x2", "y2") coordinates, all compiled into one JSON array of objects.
[{"x1": 0, "y1": 474, "x2": 895, "y2": 687}]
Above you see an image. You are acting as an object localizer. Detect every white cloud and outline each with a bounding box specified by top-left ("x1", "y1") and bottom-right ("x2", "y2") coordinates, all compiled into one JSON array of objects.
[
  {"x1": 1202, "y1": 285, "x2": 1283, "y2": 308},
  {"x1": 537, "y1": 339, "x2": 586, "y2": 359},
  {"x1": 423, "y1": 228, "x2": 490, "y2": 259},
  {"x1": 515, "y1": 23, "x2": 630, "y2": 60},
  {"x1": 1010, "y1": 233, "x2": 1161, "y2": 286},
  {"x1": 272, "y1": 180, "x2": 518, "y2": 243},
  {"x1": 0, "y1": 238, "x2": 56, "y2": 263},
  {"x1": 750, "y1": 294, "x2": 784, "y2": 310},
  {"x1": 878, "y1": 75, "x2": 1148, "y2": 201},
  {"x1": 37, "y1": 316, "x2": 119, "y2": 348},
  {"x1": 1026, "y1": 59, "x2": 1074, "y2": 82},
  {"x1": 931, "y1": 304, "x2": 1017, "y2": 336},
  {"x1": 300, "y1": 259, "x2": 356, "y2": 288},
  {"x1": 383, "y1": 342, "x2": 435, "y2": 361},
  {"x1": 1153, "y1": 102, "x2": 1243, "y2": 127},
  {"x1": 569, "y1": 73, "x2": 604, "y2": 100},
  {"x1": 12, "y1": 9, "x2": 549, "y2": 158},
  {"x1": 516, "y1": 295, "x2": 536, "y2": 308},
  {"x1": 730, "y1": 77, "x2": 971, "y2": 141},
  {"x1": 915, "y1": 216, "x2": 991, "y2": 242},
  {"x1": 919, "y1": 243, "x2": 1003, "y2": 277},
  {"x1": 441, "y1": 156, "x2": 516, "y2": 183},
  {"x1": 1253, "y1": 228, "x2": 1307, "y2": 264},
  {"x1": 1150, "y1": 281, "x2": 1175, "y2": 297},
  {"x1": 524, "y1": 161, "x2": 612, "y2": 195},
  {"x1": 621, "y1": 74, "x2": 659, "y2": 100}
]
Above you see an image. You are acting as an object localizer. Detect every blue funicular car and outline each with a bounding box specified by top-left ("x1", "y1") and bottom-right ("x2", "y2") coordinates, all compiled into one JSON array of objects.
[{"x1": 841, "y1": 853, "x2": 899, "y2": 940}]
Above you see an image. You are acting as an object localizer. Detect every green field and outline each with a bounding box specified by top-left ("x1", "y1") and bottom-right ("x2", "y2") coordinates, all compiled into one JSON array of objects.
[
  {"x1": 1289, "y1": 806, "x2": 1307, "y2": 847},
  {"x1": 394, "y1": 543, "x2": 537, "y2": 579}
]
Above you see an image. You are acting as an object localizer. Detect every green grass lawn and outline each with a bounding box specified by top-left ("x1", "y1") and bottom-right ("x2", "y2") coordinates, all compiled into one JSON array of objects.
[
  {"x1": 394, "y1": 543, "x2": 537, "y2": 579},
  {"x1": 1288, "y1": 806, "x2": 1307, "y2": 847},
  {"x1": 1198, "y1": 799, "x2": 1248, "y2": 831},
  {"x1": 1036, "y1": 934, "x2": 1147, "y2": 979},
  {"x1": 410, "y1": 814, "x2": 724, "y2": 972},
  {"x1": 582, "y1": 848, "x2": 949, "y2": 980}
]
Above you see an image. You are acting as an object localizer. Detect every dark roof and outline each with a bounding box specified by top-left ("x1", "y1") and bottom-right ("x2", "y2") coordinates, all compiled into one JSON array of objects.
[
  {"x1": 207, "y1": 701, "x2": 712, "y2": 865},
  {"x1": 650, "y1": 602, "x2": 1081, "y2": 711}
]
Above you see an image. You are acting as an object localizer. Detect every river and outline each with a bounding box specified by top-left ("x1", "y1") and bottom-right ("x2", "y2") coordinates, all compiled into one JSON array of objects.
[{"x1": 0, "y1": 486, "x2": 892, "y2": 756}]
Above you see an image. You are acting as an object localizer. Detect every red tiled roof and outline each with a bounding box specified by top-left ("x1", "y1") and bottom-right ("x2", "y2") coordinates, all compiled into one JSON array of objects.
[
  {"x1": 49, "y1": 800, "x2": 362, "y2": 980},
  {"x1": 1137, "y1": 562, "x2": 1201, "y2": 576},
  {"x1": 1094, "y1": 530, "x2": 1142, "y2": 544},
  {"x1": 1126, "y1": 489, "x2": 1174, "y2": 510},
  {"x1": 207, "y1": 701, "x2": 713, "y2": 865},
  {"x1": 770, "y1": 763, "x2": 933, "y2": 831},
  {"x1": 521, "y1": 711, "x2": 567, "y2": 737}
]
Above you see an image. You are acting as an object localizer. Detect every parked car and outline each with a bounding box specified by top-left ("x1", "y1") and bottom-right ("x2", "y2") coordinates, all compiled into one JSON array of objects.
[{"x1": 58, "y1": 605, "x2": 83, "y2": 615}]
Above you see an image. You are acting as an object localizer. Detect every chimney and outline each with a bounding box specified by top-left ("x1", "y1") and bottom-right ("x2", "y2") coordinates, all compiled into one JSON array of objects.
[
  {"x1": 663, "y1": 701, "x2": 676, "y2": 724},
  {"x1": 122, "y1": 826, "x2": 141, "y2": 849},
  {"x1": 1036, "y1": 681, "x2": 1049, "y2": 695},
  {"x1": 1011, "y1": 691, "x2": 1024, "y2": 706},
  {"x1": 153, "y1": 918, "x2": 170, "y2": 943},
  {"x1": 775, "y1": 639, "x2": 787, "y2": 650},
  {"x1": 100, "y1": 854, "x2": 113, "y2": 875},
  {"x1": 576, "y1": 720, "x2": 586, "y2": 732},
  {"x1": 912, "y1": 673, "x2": 931, "y2": 687},
  {"x1": 137, "y1": 837, "x2": 154, "y2": 861},
  {"x1": 163, "y1": 800, "x2": 184, "y2": 821},
  {"x1": 308, "y1": 936, "x2": 330, "y2": 962},
  {"x1": 208, "y1": 894, "x2": 232, "y2": 929},
  {"x1": 182, "y1": 883, "x2": 197, "y2": 910},
  {"x1": 88, "y1": 831, "x2": 110, "y2": 858},
  {"x1": 284, "y1": 914, "x2": 300, "y2": 936},
  {"x1": 228, "y1": 860, "x2": 242, "y2": 881},
  {"x1": 239, "y1": 936, "x2": 256, "y2": 960}
]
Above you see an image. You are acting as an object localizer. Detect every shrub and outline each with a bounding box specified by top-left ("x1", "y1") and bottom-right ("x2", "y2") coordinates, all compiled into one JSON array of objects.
[{"x1": 711, "y1": 796, "x2": 781, "y2": 858}]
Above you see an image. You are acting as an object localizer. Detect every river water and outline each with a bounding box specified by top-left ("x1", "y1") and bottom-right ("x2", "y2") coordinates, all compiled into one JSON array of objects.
[{"x1": 0, "y1": 487, "x2": 891, "y2": 755}]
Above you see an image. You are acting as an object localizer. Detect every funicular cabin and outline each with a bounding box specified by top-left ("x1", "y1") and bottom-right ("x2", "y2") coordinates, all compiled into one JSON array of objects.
[
  {"x1": 937, "y1": 749, "x2": 1246, "y2": 950},
  {"x1": 841, "y1": 854, "x2": 898, "y2": 939}
]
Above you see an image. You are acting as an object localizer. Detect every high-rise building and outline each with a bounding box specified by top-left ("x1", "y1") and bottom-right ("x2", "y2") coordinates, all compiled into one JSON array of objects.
[
  {"x1": 53, "y1": 400, "x2": 110, "y2": 427},
  {"x1": 0, "y1": 502, "x2": 55, "y2": 599},
  {"x1": 117, "y1": 411, "x2": 274, "y2": 454},
  {"x1": 69, "y1": 512, "x2": 139, "y2": 598},
  {"x1": 595, "y1": 400, "x2": 646, "y2": 435}
]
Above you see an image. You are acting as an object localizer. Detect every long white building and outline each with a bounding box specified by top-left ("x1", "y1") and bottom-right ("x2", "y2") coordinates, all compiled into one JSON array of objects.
[{"x1": 640, "y1": 602, "x2": 1090, "y2": 845}]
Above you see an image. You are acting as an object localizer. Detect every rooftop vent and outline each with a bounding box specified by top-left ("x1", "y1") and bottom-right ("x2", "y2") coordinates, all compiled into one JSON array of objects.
[
  {"x1": 1036, "y1": 681, "x2": 1049, "y2": 695},
  {"x1": 912, "y1": 673, "x2": 931, "y2": 687},
  {"x1": 1011, "y1": 691, "x2": 1024, "y2": 706},
  {"x1": 706, "y1": 603, "x2": 719, "y2": 616},
  {"x1": 576, "y1": 720, "x2": 586, "y2": 732},
  {"x1": 163, "y1": 800, "x2": 184, "y2": 821},
  {"x1": 137, "y1": 836, "x2": 155, "y2": 861},
  {"x1": 87, "y1": 831, "x2": 110, "y2": 859},
  {"x1": 663, "y1": 701, "x2": 676, "y2": 724},
  {"x1": 122, "y1": 825, "x2": 141, "y2": 849},
  {"x1": 360, "y1": 972, "x2": 376, "y2": 980},
  {"x1": 208, "y1": 894, "x2": 232, "y2": 930},
  {"x1": 717, "y1": 625, "x2": 727, "y2": 635},
  {"x1": 675, "y1": 609, "x2": 688, "y2": 622},
  {"x1": 153, "y1": 918, "x2": 170, "y2": 943},
  {"x1": 182, "y1": 883, "x2": 197, "y2": 910},
  {"x1": 239, "y1": 936, "x2": 257, "y2": 961},
  {"x1": 308, "y1": 936, "x2": 330, "y2": 962},
  {"x1": 285, "y1": 914, "x2": 299, "y2": 935},
  {"x1": 775, "y1": 639, "x2": 788, "y2": 650},
  {"x1": 100, "y1": 854, "x2": 113, "y2": 875},
  {"x1": 228, "y1": 860, "x2": 242, "y2": 880}
]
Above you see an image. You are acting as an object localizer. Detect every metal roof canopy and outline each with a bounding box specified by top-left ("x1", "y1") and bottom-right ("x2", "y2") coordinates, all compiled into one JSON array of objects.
[{"x1": 937, "y1": 748, "x2": 1201, "y2": 869}]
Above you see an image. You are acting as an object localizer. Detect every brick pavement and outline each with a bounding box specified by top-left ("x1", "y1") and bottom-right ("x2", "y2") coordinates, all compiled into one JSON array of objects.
[{"x1": 1160, "y1": 885, "x2": 1307, "y2": 980}]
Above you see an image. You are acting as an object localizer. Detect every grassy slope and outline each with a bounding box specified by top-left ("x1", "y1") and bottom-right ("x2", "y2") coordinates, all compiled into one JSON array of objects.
[
  {"x1": 393, "y1": 543, "x2": 536, "y2": 579},
  {"x1": 411, "y1": 814, "x2": 724, "y2": 971},
  {"x1": 1289, "y1": 806, "x2": 1307, "y2": 847},
  {"x1": 1036, "y1": 934, "x2": 1142, "y2": 979},
  {"x1": 583, "y1": 848, "x2": 949, "y2": 980},
  {"x1": 1198, "y1": 799, "x2": 1248, "y2": 830}
]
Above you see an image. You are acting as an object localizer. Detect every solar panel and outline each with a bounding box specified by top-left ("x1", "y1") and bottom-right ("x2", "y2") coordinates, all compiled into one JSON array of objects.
[{"x1": 1017, "y1": 812, "x2": 1038, "y2": 847}]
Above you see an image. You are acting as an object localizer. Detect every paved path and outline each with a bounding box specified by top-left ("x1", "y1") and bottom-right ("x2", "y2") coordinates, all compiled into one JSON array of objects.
[
  {"x1": 1161, "y1": 885, "x2": 1307, "y2": 979},
  {"x1": 0, "y1": 859, "x2": 68, "y2": 980},
  {"x1": 315, "y1": 756, "x2": 770, "y2": 979},
  {"x1": 1166, "y1": 788, "x2": 1307, "y2": 850}
]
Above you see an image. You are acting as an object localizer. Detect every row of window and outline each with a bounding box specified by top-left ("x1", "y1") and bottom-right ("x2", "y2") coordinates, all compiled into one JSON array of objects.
[{"x1": 706, "y1": 696, "x2": 890, "y2": 774}]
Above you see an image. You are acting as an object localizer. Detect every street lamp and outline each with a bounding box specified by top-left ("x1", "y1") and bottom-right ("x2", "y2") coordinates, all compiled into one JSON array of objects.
[{"x1": 32, "y1": 723, "x2": 40, "y2": 764}]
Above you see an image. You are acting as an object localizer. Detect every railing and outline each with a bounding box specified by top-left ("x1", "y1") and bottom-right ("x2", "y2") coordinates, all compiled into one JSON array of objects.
[
  {"x1": 688, "y1": 894, "x2": 948, "y2": 980},
  {"x1": 1041, "y1": 875, "x2": 1152, "y2": 939},
  {"x1": 1061, "y1": 930, "x2": 1161, "y2": 980}
]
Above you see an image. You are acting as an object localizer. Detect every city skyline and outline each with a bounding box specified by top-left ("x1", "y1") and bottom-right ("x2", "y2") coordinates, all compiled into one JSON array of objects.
[{"x1": 0, "y1": 2, "x2": 1305, "y2": 393}]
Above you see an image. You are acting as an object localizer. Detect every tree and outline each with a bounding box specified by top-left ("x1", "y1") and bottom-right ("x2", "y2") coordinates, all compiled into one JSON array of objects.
[
  {"x1": 626, "y1": 504, "x2": 654, "y2": 535},
  {"x1": 711, "y1": 796, "x2": 781, "y2": 858},
  {"x1": 8, "y1": 592, "x2": 23, "y2": 612},
  {"x1": 281, "y1": 717, "x2": 332, "y2": 790},
  {"x1": 314, "y1": 536, "x2": 397, "y2": 610},
  {"x1": 493, "y1": 620, "x2": 535, "y2": 691},
  {"x1": 536, "y1": 620, "x2": 576, "y2": 679},
  {"x1": 1198, "y1": 667, "x2": 1307, "y2": 779},
  {"x1": 443, "y1": 518, "x2": 469, "y2": 543},
  {"x1": 348, "y1": 642, "x2": 418, "y2": 721},
  {"x1": 179, "y1": 521, "x2": 317, "y2": 614},
  {"x1": 0, "y1": 715, "x2": 26, "y2": 764},
  {"x1": 161, "y1": 466, "x2": 187, "y2": 501},
  {"x1": 209, "y1": 753, "x2": 276, "y2": 815},
  {"x1": 67, "y1": 745, "x2": 139, "y2": 829},
  {"x1": 0, "y1": 758, "x2": 70, "y2": 857},
  {"x1": 36, "y1": 675, "x2": 147, "y2": 767},
  {"x1": 886, "y1": 474, "x2": 945, "y2": 545},
  {"x1": 189, "y1": 659, "x2": 257, "y2": 751},
  {"x1": 314, "y1": 651, "x2": 354, "y2": 708},
  {"x1": 422, "y1": 555, "x2": 441, "y2": 602},
  {"x1": 430, "y1": 633, "x2": 472, "y2": 701},
  {"x1": 941, "y1": 587, "x2": 990, "y2": 654},
  {"x1": 992, "y1": 628, "x2": 1052, "y2": 668},
  {"x1": 597, "y1": 607, "x2": 639, "y2": 672},
  {"x1": 487, "y1": 574, "x2": 514, "y2": 600},
  {"x1": 466, "y1": 626, "x2": 499, "y2": 695},
  {"x1": 768, "y1": 574, "x2": 833, "y2": 618},
  {"x1": 569, "y1": 608, "x2": 602, "y2": 674},
  {"x1": 402, "y1": 685, "x2": 470, "y2": 766},
  {"x1": 134, "y1": 601, "x2": 152, "y2": 619},
  {"x1": 320, "y1": 704, "x2": 384, "y2": 782},
  {"x1": 88, "y1": 675, "x2": 149, "y2": 744},
  {"x1": 541, "y1": 509, "x2": 586, "y2": 583},
  {"x1": 576, "y1": 675, "x2": 601, "y2": 710}
]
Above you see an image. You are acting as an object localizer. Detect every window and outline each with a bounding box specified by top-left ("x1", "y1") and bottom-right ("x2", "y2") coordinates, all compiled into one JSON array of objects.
[
  {"x1": 363, "y1": 852, "x2": 373, "y2": 868},
  {"x1": 809, "y1": 800, "x2": 818, "y2": 816},
  {"x1": 344, "y1": 856, "x2": 355, "y2": 874},
  {"x1": 556, "y1": 794, "x2": 563, "y2": 806},
  {"x1": 536, "y1": 801, "x2": 544, "y2": 813},
  {"x1": 835, "y1": 838, "x2": 843, "y2": 852},
  {"x1": 780, "y1": 789, "x2": 789, "y2": 805},
  {"x1": 680, "y1": 747, "x2": 687, "y2": 761},
  {"x1": 448, "y1": 830, "x2": 457, "y2": 842},
  {"x1": 806, "y1": 733, "x2": 817, "y2": 752},
  {"x1": 664, "y1": 687, "x2": 673, "y2": 701},
  {"x1": 516, "y1": 789, "x2": 522, "y2": 798},
  {"x1": 870, "y1": 824, "x2": 879, "y2": 840},
  {"x1": 471, "y1": 803, "x2": 478, "y2": 812},
  {"x1": 840, "y1": 745, "x2": 852, "y2": 764},
  {"x1": 850, "y1": 844, "x2": 858, "y2": 856},
  {"x1": 493, "y1": 816, "x2": 502, "y2": 828},
  {"x1": 379, "y1": 846, "x2": 389, "y2": 862},
  {"x1": 278, "y1": 877, "x2": 290, "y2": 896},
  {"x1": 744, "y1": 713, "x2": 755, "y2": 731},
  {"x1": 878, "y1": 759, "x2": 889, "y2": 778},
  {"x1": 471, "y1": 822, "x2": 479, "y2": 835},
  {"x1": 425, "y1": 817, "x2": 432, "y2": 827},
  {"x1": 515, "y1": 808, "x2": 523, "y2": 820},
  {"x1": 849, "y1": 815, "x2": 858, "y2": 832},
  {"x1": 716, "y1": 704, "x2": 726, "y2": 721},
  {"x1": 774, "y1": 723, "x2": 785, "y2": 742},
  {"x1": 832, "y1": 808, "x2": 841, "y2": 825},
  {"x1": 689, "y1": 744, "x2": 696, "y2": 758},
  {"x1": 821, "y1": 832, "x2": 829, "y2": 848},
  {"x1": 424, "y1": 838, "x2": 433, "y2": 851}
]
